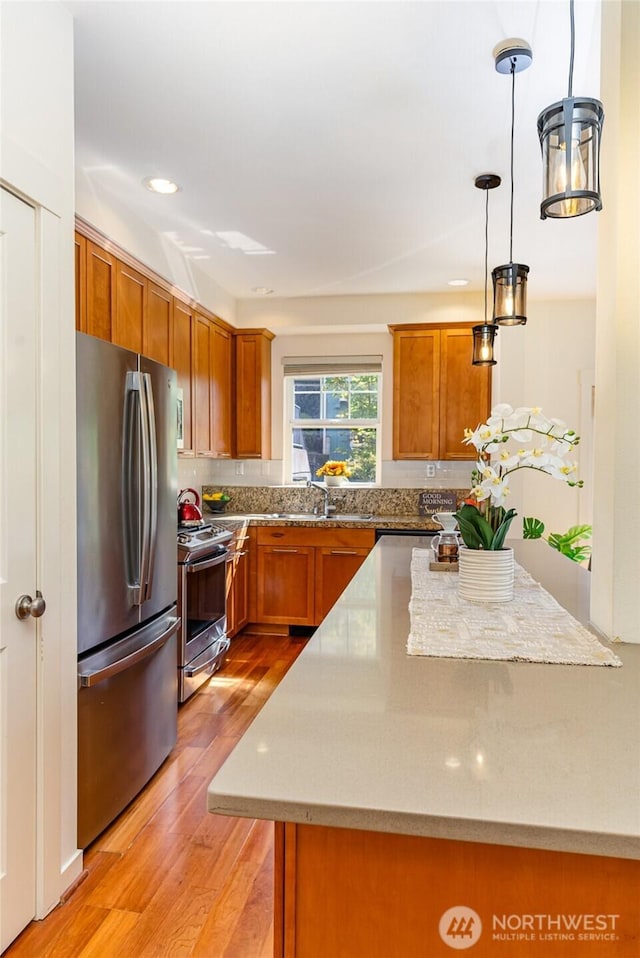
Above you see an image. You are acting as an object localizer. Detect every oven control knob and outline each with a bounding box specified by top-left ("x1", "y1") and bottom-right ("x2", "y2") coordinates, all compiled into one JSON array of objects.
[{"x1": 177, "y1": 534, "x2": 189, "y2": 544}]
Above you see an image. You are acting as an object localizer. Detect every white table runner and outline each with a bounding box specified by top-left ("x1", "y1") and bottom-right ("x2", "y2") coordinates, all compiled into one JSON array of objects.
[{"x1": 408, "y1": 548, "x2": 622, "y2": 667}]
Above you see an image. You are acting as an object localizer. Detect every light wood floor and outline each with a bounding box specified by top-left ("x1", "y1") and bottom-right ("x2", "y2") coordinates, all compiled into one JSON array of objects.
[{"x1": 5, "y1": 631, "x2": 308, "y2": 958}]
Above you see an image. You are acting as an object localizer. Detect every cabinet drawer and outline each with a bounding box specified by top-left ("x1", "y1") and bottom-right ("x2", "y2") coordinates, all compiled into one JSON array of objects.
[{"x1": 256, "y1": 526, "x2": 375, "y2": 549}]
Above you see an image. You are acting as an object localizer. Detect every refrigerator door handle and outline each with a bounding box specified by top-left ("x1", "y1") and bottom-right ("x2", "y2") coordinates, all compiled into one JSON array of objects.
[
  {"x1": 78, "y1": 616, "x2": 180, "y2": 688},
  {"x1": 124, "y1": 371, "x2": 143, "y2": 604},
  {"x1": 137, "y1": 371, "x2": 153, "y2": 604},
  {"x1": 141, "y1": 372, "x2": 158, "y2": 602}
]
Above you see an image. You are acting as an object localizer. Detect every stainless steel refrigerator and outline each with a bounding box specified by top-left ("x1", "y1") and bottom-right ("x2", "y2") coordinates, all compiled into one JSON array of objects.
[{"x1": 76, "y1": 332, "x2": 180, "y2": 848}]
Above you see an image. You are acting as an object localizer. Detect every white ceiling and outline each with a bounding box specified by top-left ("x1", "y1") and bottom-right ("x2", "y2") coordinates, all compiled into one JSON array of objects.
[{"x1": 68, "y1": 0, "x2": 602, "y2": 302}]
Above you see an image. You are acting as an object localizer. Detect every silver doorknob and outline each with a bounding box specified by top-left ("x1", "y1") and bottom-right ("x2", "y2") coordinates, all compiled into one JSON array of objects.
[{"x1": 15, "y1": 590, "x2": 46, "y2": 620}]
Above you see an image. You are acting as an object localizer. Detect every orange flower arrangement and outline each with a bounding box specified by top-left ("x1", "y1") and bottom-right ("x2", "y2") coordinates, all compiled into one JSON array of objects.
[{"x1": 316, "y1": 460, "x2": 352, "y2": 478}]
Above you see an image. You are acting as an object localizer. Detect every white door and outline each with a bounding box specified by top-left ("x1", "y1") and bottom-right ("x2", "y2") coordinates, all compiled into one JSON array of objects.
[{"x1": 0, "y1": 187, "x2": 39, "y2": 950}]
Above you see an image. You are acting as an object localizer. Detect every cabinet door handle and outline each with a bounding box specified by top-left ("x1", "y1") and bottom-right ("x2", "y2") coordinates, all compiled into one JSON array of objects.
[
  {"x1": 271, "y1": 548, "x2": 299, "y2": 553},
  {"x1": 330, "y1": 549, "x2": 359, "y2": 555}
]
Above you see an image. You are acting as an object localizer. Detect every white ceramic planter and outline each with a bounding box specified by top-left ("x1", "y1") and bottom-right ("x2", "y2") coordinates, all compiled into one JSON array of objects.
[
  {"x1": 457, "y1": 547, "x2": 515, "y2": 603},
  {"x1": 324, "y1": 476, "x2": 348, "y2": 487}
]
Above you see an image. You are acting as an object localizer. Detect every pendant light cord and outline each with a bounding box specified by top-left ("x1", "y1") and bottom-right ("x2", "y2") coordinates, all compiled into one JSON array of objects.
[
  {"x1": 509, "y1": 58, "x2": 516, "y2": 263},
  {"x1": 568, "y1": 0, "x2": 575, "y2": 97},
  {"x1": 484, "y1": 186, "x2": 489, "y2": 325}
]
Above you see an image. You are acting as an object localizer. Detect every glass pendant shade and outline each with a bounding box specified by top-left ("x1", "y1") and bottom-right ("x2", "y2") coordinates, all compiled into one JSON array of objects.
[
  {"x1": 537, "y1": 96, "x2": 604, "y2": 219},
  {"x1": 492, "y1": 262, "x2": 529, "y2": 326},
  {"x1": 472, "y1": 324, "x2": 498, "y2": 366}
]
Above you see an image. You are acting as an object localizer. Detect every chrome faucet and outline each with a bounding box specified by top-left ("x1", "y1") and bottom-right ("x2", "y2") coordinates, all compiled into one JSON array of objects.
[{"x1": 306, "y1": 479, "x2": 336, "y2": 517}]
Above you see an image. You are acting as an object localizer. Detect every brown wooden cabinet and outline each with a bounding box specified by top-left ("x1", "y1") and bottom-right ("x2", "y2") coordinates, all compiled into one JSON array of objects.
[
  {"x1": 74, "y1": 220, "x2": 272, "y2": 463},
  {"x1": 144, "y1": 282, "x2": 172, "y2": 366},
  {"x1": 210, "y1": 322, "x2": 233, "y2": 458},
  {"x1": 315, "y1": 546, "x2": 371, "y2": 621},
  {"x1": 85, "y1": 240, "x2": 116, "y2": 342},
  {"x1": 234, "y1": 329, "x2": 274, "y2": 459},
  {"x1": 193, "y1": 313, "x2": 234, "y2": 458},
  {"x1": 226, "y1": 527, "x2": 252, "y2": 638},
  {"x1": 74, "y1": 232, "x2": 87, "y2": 332},
  {"x1": 389, "y1": 323, "x2": 491, "y2": 460},
  {"x1": 255, "y1": 527, "x2": 375, "y2": 627},
  {"x1": 114, "y1": 260, "x2": 147, "y2": 354},
  {"x1": 172, "y1": 298, "x2": 195, "y2": 456}
]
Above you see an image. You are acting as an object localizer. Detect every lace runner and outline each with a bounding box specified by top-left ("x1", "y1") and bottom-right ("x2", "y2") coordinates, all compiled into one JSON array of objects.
[{"x1": 408, "y1": 549, "x2": 622, "y2": 667}]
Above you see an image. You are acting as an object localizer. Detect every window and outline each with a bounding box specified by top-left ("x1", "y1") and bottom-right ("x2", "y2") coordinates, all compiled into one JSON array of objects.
[{"x1": 285, "y1": 370, "x2": 381, "y2": 483}]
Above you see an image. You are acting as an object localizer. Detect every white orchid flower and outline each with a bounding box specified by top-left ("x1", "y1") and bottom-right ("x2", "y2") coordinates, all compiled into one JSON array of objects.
[
  {"x1": 481, "y1": 475, "x2": 511, "y2": 507},
  {"x1": 489, "y1": 403, "x2": 514, "y2": 419},
  {"x1": 471, "y1": 484, "x2": 491, "y2": 502},
  {"x1": 520, "y1": 448, "x2": 552, "y2": 468},
  {"x1": 497, "y1": 450, "x2": 520, "y2": 470}
]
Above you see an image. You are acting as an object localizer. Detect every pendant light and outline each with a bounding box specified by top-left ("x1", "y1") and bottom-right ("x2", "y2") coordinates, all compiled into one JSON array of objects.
[
  {"x1": 492, "y1": 40, "x2": 531, "y2": 326},
  {"x1": 472, "y1": 174, "x2": 500, "y2": 367},
  {"x1": 537, "y1": 0, "x2": 604, "y2": 219}
]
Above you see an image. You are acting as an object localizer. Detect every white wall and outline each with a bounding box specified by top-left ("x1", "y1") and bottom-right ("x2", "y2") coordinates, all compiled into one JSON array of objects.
[
  {"x1": 1, "y1": 0, "x2": 81, "y2": 913},
  {"x1": 591, "y1": 0, "x2": 640, "y2": 643}
]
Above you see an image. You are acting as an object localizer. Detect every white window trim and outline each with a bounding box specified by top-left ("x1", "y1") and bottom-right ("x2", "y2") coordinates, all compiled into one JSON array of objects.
[{"x1": 283, "y1": 373, "x2": 382, "y2": 485}]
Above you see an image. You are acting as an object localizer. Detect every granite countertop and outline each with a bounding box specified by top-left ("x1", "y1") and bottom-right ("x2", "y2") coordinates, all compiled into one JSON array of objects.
[
  {"x1": 207, "y1": 537, "x2": 640, "y2": 860},
  {"x1": 215, "y1": 512, "x2": 438, "y2": 530}
]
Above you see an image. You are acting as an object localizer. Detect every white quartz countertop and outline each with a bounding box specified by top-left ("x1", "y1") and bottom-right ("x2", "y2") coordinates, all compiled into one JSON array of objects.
[{"x1": 207, "y1": 538, "x2": 640, "y2": 859}]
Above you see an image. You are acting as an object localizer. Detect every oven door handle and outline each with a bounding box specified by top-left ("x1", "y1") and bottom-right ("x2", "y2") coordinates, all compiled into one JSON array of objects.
[
  {"x1": 186, "y1": 551, "x2": 230, "y2": 573},
  {"x1": 184, "y1": 637, "x2": 230, "y2": 677}
]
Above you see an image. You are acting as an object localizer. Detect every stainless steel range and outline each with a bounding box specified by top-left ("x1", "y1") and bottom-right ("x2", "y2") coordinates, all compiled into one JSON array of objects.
[{"x1": 177, "y1": 521, "x2": 233, "y2": 703}]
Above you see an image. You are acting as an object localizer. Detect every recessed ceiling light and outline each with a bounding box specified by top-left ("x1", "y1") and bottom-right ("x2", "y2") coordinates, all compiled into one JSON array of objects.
[
  {"x1": 143, "y1": 176, "x2": 180, "y2": 195},
  {"x1": 252, "y1": 287, "x2": 274, "y2": 296},
  {"x1": 448, "y1": 278, "x2": 470, "y2": 287}
]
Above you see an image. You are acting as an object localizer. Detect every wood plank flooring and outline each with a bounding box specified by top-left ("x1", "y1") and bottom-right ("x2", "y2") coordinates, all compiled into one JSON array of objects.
[{"x1": 5, "y1": 632, "x2": 308, "y2": 958}]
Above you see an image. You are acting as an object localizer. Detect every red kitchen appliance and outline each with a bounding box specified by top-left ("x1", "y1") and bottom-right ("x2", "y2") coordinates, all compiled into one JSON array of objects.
[{"x1": 178, "y1": 488, "x2": 203, "y2": 525}]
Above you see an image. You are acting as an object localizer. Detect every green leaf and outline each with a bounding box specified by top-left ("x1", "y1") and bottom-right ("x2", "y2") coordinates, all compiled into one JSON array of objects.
[
  {"x1": 523, "y1": 516, "x2": 545, "y2": 540},
  {"x1": 454, "y1": 510, "x2": 483, "y2": 550},
  {"x1": 491, "y1": 509, "x2": 517, "y2": 550}
]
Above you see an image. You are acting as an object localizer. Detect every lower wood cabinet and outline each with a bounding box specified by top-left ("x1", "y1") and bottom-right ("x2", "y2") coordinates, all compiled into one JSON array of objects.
[
  {"x1": 254, "y1": 527, "x2": 375, "y2": 627},
  {"x1": 226, "y1": 526, "x2": 252, "y2": 638}
]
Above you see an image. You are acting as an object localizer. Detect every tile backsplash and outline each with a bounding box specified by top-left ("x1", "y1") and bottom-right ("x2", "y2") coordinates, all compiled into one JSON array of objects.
[{"x1": 178, "y1": 457, "x2": 473, "y2": 491}]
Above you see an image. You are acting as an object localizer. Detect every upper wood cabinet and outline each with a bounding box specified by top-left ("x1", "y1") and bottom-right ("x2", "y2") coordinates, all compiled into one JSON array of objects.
[
  {"x1": 389, "y1": 323, "x2": 491, "y2": 460},
  {"x1": 144, "y1": 282, "x2": 172, "y2": 367},
  {"x1": 210, "y1": 322, "x2": 233, "y2": 458},
  {"x1": 75, "y1": 233, "x2": 87, "y2": 333},
  {"x1": 74, "y1": 221, "x2": 273, "y2": 462},
  {"x1": 234, "y1": 329, "x2": 274, "y2": 459},
  {"x1": 172, "y1": 299, "x2": 195, "y2": 457},
  {"x1": 85, "y1": 240, "x2": 116, "y2": 342},
  {"x1": 114, "y1": 260, "x2": 146, "y2": 354}
]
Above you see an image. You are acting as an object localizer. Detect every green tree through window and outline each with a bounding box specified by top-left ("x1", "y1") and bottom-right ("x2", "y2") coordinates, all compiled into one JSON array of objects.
[{"x1": 288, "y1": 374, "x2": 380, "y2": 483}]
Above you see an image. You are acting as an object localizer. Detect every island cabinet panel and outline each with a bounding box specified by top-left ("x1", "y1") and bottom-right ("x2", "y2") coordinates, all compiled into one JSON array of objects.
[
  {"x1": 314, "y1": 546, "x2": 371, "y2": 622},
  {"x1": 172, "y1": 298, "x2": 195, "y2": 456},
  {"x1": 389, "y1": 323, "x2": 491, "y2": 460},
  {"x1": 74, "y1": 232, "x2": 86, "y2": 332},
  {"x1": 144, "y1": 281, "x2": 172, "y2": 367},
  {"x1": 113, "y1": 260, "x2": 147, "y2": 354},
  {"x1": 234, "y1": 329, "x2": 274, "y2": 459},
  {"x1": 85, "y1": 240, "x2": 116, "y2": 342},
  {"x1": 256, "y1": 545, "x2": 315, "y2": 625},
  {"x1": 439, "y1": 325, "x2": 492, "y2": 459},
  {"x1": 275, "y1": 822, "x2": 640, "y2": 958}
]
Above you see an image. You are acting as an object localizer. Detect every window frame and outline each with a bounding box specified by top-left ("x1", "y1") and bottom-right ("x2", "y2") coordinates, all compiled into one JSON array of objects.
[{"x1": 284, "y1": 372, "x2": 382, "y2": 486}]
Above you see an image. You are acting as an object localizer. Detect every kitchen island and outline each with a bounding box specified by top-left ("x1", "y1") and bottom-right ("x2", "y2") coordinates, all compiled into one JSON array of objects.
[{"x1": 208, "y1": 538, "x2": 640, "y2": 957}]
